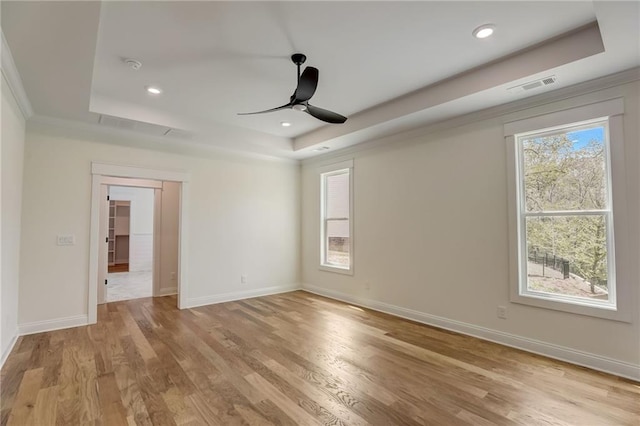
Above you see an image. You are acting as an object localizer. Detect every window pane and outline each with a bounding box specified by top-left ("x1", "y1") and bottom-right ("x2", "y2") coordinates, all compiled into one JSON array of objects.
[
  {"x1": 326, "y1": 219, "x2": 349, "y2": 267},
  {"x1": 525, "y1": 215, "x2": 609, "y2": 302},
  {"x1": 521, "y1": 125, "x2": 606, "y2": 212},
  {"x1": 326, "y1": 172, "x2": 349, "y2": 218}
]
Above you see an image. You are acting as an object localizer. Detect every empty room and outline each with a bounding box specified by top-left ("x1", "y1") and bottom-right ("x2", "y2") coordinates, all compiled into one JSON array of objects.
[{"x1": 1, "y1": 1, "x2": 639, "y2": 425}]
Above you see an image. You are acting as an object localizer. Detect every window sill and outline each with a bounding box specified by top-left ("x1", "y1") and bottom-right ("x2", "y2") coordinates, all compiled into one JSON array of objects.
[
  {"x1": 510, "y1": 291, "x2": 630, "y2": 323},
  {"x1": 319, "y1": 264, "x2": 353, "y2": 276}
]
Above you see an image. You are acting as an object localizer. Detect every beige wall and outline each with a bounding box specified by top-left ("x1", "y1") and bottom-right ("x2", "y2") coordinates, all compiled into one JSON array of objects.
[
  {"x1": 159, "y1": 181, "x2": 179, "y2": 295},
  {"x1": 1, "y1": 74, "x2": 26, "y2": 360},
  {"x1": 301, "y1": 80, "x2": 639, "y2": 368},
  {"x1": 19, "y1": 123, "x2": 300, "y2": 325}
]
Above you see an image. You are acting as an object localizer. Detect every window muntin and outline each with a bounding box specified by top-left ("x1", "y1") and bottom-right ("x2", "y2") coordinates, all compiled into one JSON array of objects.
[
  {"x1": 516, "y1": 119, "x2": 615, "y2": 307},
  {"x1": 321, "y1": 166, "x2": 352, "y2": 272}
]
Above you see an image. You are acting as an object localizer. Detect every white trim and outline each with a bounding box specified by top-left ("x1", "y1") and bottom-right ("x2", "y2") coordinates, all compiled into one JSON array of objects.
[
  {"x1": 302, "y1": 284, "x2": 640, "y2": 381},
  {"x1": 102, "y1": 177, "x2": 163, "y2": 188},
  {"x1": 89, "y1": 174, "x2": 102, "y2": 321},
  {"x1": 97, "y1": 184, "x2": 108, "y2": 304},
  {"x1": 28, "y1": 114, "x2": 298, "y2": 165},
  {"x1": 153, "y1": 187, "x2": 163, "y2": 298},
  {"x1": 302, "y1": 69, "x2": 639, "y2": 168},
  {"x1": 185, "y1": 284, "x2": 301, "y2": 309},
  {"x1": 318, "y1": 159, "x2": 353, "y2": 174},
  {"x1": 92, "y1": 162, "x2": 190, "y2": 183},
  {"x1": 1, "y1": 31, "x2": 33, "y2": 119},
  {"x1": 178, "y1": 182, "x2": 189, "y2": 309},
  {"x1": 89, "y1": 163, "x2": 190, "y2": 323},
  {"x1": 503, "y1": 98, "x2": 624, "y2": 136},
  {"x1": 505, "y1": 101, "x2": 632, "y2": 322},
  {"x1": 0, "y1": 332, "x2": 19, "y2": 369},
  {"x1": 18, "y1": 315, "x2": 88, "y2": 336},
  {"x1": 320, "y1": 160, "x2": 354, "y2": 275}
]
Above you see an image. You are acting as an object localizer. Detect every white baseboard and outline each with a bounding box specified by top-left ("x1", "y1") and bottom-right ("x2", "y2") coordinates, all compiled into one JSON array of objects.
[
  {"x1": 302, "y1": 284, "x2": 640, "y2": 382},
  {"x1": 18, "y1": 315, "x2": 88, "y2": 336},
  {"x1": 1, "y1": 332, "x2": 19, "y2": 369},
  {"x1": 185, "y1": 284, "x2": 301, "y2": 309}
]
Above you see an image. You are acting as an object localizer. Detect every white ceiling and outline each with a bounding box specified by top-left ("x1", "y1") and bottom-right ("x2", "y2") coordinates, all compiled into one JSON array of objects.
[{"x1": 2, "y1": 1, "x2": 639, "y2": 159}]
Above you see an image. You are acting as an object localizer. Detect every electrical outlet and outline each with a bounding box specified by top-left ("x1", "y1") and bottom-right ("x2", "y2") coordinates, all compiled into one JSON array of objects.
[
  {"x1": 56, "y1": 235, "x2": 75, "y2": 246},
  {"x1": 241, "y1": 275, "x2": 247, "y2": 284},
  {"x1": 497, "y1": 305, "x2": 507, "y2": 319},
  {"x1": 364, "y1": 281, "x2": 370, "y2": 290},
  {"x1": 170, "y1": 272, "x2": 176, "y2": 281}
]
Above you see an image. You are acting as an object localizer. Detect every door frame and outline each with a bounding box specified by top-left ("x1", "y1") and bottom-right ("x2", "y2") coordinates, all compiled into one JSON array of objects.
[{"x1": 89, "y1": 162, "x2": 190, "y2": 324}]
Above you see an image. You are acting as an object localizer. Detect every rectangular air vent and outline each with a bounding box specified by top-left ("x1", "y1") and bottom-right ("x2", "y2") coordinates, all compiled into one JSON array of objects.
[
  {"x1": 163, "y1": 128, "x2": 192, "y2": 139},
  {"x1": 98, "y1": 114, "x2": 171, "y2": 137},
  {"x1": 508, "y1": 75, "x2": 557, "y2": 94}
]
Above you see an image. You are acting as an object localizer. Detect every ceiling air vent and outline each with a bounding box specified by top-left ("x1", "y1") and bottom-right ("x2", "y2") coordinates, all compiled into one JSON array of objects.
[
  {"x1": 163, "y1": 128, "x2": 192, "y2": 139},
  {"x1": 508, "y1": 75, "x2": 557, "y2": 94},
  {"x1": 98, "y1": 114, "x2": 171, "y2": 137}
]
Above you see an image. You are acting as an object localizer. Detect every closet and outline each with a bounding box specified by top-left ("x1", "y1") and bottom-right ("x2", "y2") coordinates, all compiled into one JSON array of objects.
[{"x1": 108, "y1": 200, "x2": 130, "y2": 270}]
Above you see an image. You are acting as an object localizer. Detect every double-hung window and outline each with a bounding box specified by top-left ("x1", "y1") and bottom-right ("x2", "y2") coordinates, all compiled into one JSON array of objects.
[
  {"x1": 320, "y1": 160, "x2": 353, "y2": 274},
  {"x1": 505, "y1": 99, "x2": 630, "y2": 321}
]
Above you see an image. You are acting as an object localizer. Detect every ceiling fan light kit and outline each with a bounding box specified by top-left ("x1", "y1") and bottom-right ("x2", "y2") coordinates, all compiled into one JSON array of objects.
[{"x1": 238, "y1": 53, "x2": 347, "y2": 124}]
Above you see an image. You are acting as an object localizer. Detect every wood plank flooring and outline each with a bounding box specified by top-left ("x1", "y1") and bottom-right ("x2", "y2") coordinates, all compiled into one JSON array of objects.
[{"x1": 1, "y1": 291, "x2": 638, "y2": 425}]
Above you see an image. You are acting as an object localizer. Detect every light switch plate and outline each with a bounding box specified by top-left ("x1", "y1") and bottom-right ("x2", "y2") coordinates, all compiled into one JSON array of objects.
[{"x1": 57, "y1": 235, "x2": 75, "y2": 246}]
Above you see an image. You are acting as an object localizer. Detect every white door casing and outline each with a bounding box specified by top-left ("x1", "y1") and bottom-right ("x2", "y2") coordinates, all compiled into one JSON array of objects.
[
  {"x1": 89, "y1": 163, "x2": 190, "y2": 324},
  {"x1": 98, "y1": 185, "x2": 108, "y2": 304}
]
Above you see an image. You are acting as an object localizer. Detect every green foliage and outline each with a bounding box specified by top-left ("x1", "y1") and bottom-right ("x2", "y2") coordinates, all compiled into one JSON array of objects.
[{"x1": 522, "y1": 129, "x2": 608, "y2": 288}]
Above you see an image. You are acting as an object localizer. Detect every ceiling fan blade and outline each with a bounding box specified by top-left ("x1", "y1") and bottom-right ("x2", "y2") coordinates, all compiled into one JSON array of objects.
[
  {"x1": 238, "y1": 103, "x2": 292, "y2": 115},
  {"x1": 305, "y1": 104, "x2": 347, "y2": 124},
  {"x1": 293, "y1": 67, "x2": 319, "y2": 102}
]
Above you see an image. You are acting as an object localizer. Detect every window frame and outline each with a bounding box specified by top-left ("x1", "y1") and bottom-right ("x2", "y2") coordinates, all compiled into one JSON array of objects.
[
  {"x1": 319, "y1": 160, "x2": 354, "y2": 275},
  {"x1": 505, "y1": 98, "x2": 631, "y2": 322}
]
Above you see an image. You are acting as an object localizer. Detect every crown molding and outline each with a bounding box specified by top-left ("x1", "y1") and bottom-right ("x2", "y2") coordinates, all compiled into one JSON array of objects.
[
  {"x1": 302, "y1": 66, "x2": 640, "y2": 167},
  {"x1": 1, "y1": 30, "x2": 34, "y2": 119},
  {"x1": 28, "y1": 114, "x2": 300, "y2": 166}
]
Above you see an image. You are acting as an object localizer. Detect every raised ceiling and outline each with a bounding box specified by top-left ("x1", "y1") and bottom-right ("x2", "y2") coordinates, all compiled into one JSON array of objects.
[{"x1": 2, "y1": 1, "x2": 639, "y2": 159}]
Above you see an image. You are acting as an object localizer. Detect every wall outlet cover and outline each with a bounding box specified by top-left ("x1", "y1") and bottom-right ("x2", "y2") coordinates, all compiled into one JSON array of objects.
[
  {"x1": 56, "y1": 235, "x2": 75, "y2": 246},
  {"x1": 497, "y1": 306, "x2": 508, "y2": 319}
]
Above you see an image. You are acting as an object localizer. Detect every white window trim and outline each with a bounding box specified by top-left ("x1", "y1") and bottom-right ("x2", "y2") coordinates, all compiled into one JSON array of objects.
[
  {"x1": 505, "y1": 98, "x2": 632, "y2": 322},
  {"x1": 319, "y1": 159, "x2": 354, "y2": 275}
]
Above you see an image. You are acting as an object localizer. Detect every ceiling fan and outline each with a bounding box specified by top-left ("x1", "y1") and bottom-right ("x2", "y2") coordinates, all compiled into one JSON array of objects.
[{"x1": 238, "y1": 53, "x2": 347, "y2": 124}]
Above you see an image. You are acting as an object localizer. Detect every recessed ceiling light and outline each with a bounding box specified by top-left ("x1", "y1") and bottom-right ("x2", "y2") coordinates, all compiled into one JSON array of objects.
[
  {"x1": 146, "y1": 86, "x2": 162, "y2": 95},
  {"x1": 472, "y1": 24, "x2": 495, "y2": 39},
  {"x1": 281, "y1": 121, "x2": 292, "y2": 127},
  {"x1": 312, "y1": 146, "x2": 330, "y2": 152}
]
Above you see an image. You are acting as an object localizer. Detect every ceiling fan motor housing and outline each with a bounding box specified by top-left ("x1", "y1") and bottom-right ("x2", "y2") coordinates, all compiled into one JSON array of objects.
[{"x1": 291, "y1": 53, "x2": 307, "y2": 65}]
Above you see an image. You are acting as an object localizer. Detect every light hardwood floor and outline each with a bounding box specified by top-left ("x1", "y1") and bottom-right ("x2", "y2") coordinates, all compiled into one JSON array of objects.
[{"x1": 1, "y1": 291, "x2": 638, "y2": 425}]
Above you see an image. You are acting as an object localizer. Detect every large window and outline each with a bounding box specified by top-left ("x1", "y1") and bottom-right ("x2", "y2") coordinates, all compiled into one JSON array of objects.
[
  {"x1": 517, "y1": 119, "x2": 614, "y2": 306},
  {"x1": 320, "y1": 160, "x2": 353, "y2": 274},
  {"x1": 505, "y1": 99, "x2": 631, "y2": 321}
]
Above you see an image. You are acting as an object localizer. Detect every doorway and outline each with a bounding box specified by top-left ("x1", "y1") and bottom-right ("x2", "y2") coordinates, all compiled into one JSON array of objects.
[
  {"x1": 89, "y1": 163, "x2": 190, "y2": 324},
  {"x1": 106, "y1": 186, "x2": 155, "y2": 302}
]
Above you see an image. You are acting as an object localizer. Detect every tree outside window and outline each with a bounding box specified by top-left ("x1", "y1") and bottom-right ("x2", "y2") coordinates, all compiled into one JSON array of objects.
[{"x1": 518, "y1": 120, "x2": 614, "y2": 304}]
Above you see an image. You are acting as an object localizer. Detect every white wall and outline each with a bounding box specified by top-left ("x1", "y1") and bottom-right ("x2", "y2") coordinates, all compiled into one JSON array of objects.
[
  {"x1": 301, "y1": 80, "x2": 640, "y2": 375},
  {"x1": 109, "y1": 185, "x2": 154, "y2": 272},
  {"x1": 1, "y1": 74, "x2": 26, "y2": 362},
  {"x1": 18, "y1": 123, "x2": 300, "y2": 326}
]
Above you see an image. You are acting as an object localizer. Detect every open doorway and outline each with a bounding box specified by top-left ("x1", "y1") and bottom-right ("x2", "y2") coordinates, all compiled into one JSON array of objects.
[
  {"x1": 106, "y1": 186, "x2": 154, "y2": 302},
  {"x1": 89, "y1": 163, "x2": 189, "y2": 324},
  {"x1": 95, "y1": 176, "x2": 181, "y2": 306}
]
